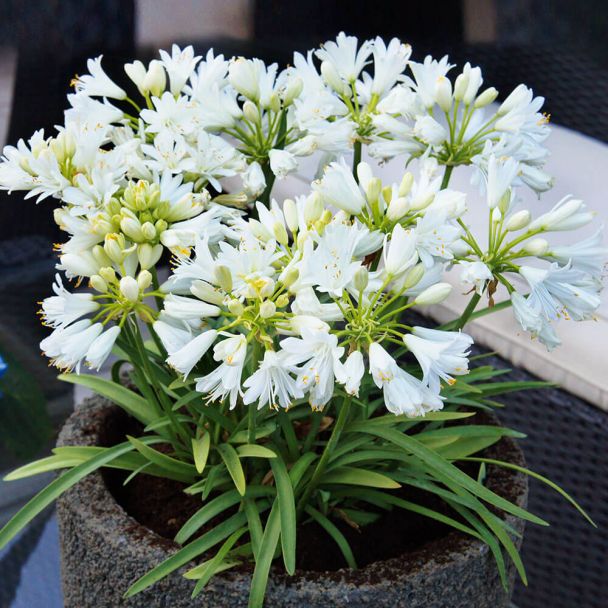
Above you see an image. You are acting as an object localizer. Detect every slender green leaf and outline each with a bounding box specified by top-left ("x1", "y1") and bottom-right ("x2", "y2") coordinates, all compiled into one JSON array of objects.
[
  {"x1": 125, "y1": 511, "x2": 247, "y2": 598},
  {"x1": 127, "y1": 436, "x2": 197, "y2": 480},
  {"x1": 192, "y1": 434, "x2": 211, "y2": 474},
  {"x1": 4, "y1": 455, "x2": 84, "y2": 480},
  {"x1": 288, "y1": 452, "x2": 318, "y2": 488},
  {"x1": 248, "y1": 501, "x2": 281, "y2": 608},
  {"x1": 0, "y1": 440, "x2": 139, "y2": 549},
  {"x1": 244, "y1": 498, "x2": 264, "y2": 560},
  {"x1": 172, "y1": 390, "x2": 203, "y2": 411},
  {"x1": 463, "y1": 457, "x2": 596, "y2": 527},
  {"x1": 237, "y1": 444, "x2": 277, "y2": 459},
  {"x1": 305, "y1": 506, "x2": 357, "y2": 568},
  {"x1": 229, "y1": 421, "x2": 276, "y2": 444},
  {"x1": 144, "y1": 414, "x2": 192, "y2": 433},
  {"x1": 217, "y1": 444, "x2": 246, "y2": 496},
  {"x1": 270, "y1": 458, "x2": 296, "y2": 575},
  {"x1": 350, "y1": 424, "x2": 548, "y2": 526},
  {"x1": 190, "y1": 528, "x2": 247, "y2": 597},
  {"x1": 58, "y1": 373, "x2": 158, "y2": 424},
  {"x1": 322, "y1": 466, "x2": 401, "y2": 489}
]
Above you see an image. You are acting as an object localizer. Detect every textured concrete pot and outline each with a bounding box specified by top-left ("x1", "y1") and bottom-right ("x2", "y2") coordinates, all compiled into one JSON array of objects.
[{"x1": 57, "y1": 396, "x2": 528, "y2": 608}]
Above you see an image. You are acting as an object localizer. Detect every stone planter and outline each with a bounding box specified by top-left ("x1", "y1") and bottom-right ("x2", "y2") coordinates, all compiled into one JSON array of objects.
[{"x1": 57, "y1": 396, "x2": 528, "y2": 608}]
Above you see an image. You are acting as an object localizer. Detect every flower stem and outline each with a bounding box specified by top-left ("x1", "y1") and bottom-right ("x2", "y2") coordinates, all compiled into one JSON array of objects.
[
  {"x1": 353, "y1": 140, "x2": 362, "y2": 178},
  {"x1": 296, "y1": 394, "x2": 352, "y2": 517},
  {"x1": 454, "y1": 292, "x2": 482, "y2": 330}
]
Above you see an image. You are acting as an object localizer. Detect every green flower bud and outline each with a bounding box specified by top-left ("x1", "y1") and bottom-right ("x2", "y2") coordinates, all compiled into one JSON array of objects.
[
  {"x1": 228, "y1": 299, "x2": 244, "y2": 315},
  {"x1": 259, "y1": 300, "x2": 276, "y2": 319},
  {"x1": 243, "y1": 100, "x2": 260, "y2": 123},
  {"x1": 99, "y1": 267, "x2": 116, "y2": 283},
  {"x1": 104, "y1": 233, "x2": 126, "y2": 263},
  {"x1": 304, "y1": 192, "x2": 323, "y2": 223},
  {"x1": 398, "y1": 172, "x2": 414, "y2": 197},
  {"x1": 214, "y1": 265, "x2": 233, "y2": 292},
  {"x1": 275, "y1": 293, "x2": 290, "y2": 308},
  {"x1": 273, "y1": 222, "x2": 289, "y2": 246},
  {"x1": 141, "y1": 221, "x2": 157, "y2": 241},
  {"x1": 89, "y1": 275, "x2": 107, "y2": 293},
  {"x1": 137, "y1": 243, "x2": 163, "y2": 270},
  {"x1": 353, "y1": 267, "x2": 369, "y2": 292}
]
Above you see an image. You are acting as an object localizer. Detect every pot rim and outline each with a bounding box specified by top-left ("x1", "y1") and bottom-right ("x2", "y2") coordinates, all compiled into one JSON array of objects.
[{"x1": 57, "y1": 396, "x2": 528, "y2": 589}]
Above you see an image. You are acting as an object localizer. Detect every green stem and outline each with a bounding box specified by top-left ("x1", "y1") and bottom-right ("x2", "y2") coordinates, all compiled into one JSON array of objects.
[
  {"x1": 296, "y1": 395, "x2": 352, "y2": 517},
  {"x1": 438, "y1": 299, "x2": 513, "y2": 330},
  {"x1": 454, "y1": 292, "x2": 482, "y2": 330},
  {"x1": 440, "y1": 164, "x2": 453, "y2": 189},
  {"x1": 353, "y1": 140, "x2": 362, "y2": 178},
  {"x1": 247, "y1": 342, "x2": 263, "y2": 444}
]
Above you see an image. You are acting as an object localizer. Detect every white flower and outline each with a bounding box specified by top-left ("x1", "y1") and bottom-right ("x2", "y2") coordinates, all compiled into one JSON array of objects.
[
  {"x1": 269, "y1": 149, "x2": 298, "y2": 179},
  {"x1": 334, "y1": 351, "x2": 365, "y2": 396},
  {"x1": 85, "y1": 326, "x2": 121, "y2": 370},
  {"x1": 528, "y1": 197, "x2": 593, "y2": 232},
  {"x1": 370, "y1": 37, "x2": 410, "y2": 96},
  {"x1": 519, "y1": 263, "x2": 601, "y2": 322},
  {"x1": 141, "y1": 93, "x2": 196, "y2": 137},
  {"x1": 545, "y1": 227, "x2": 608, "y2": 275},
  {"x1": 403, "y1": 327, "x2": 473, "y2": 393},
  {"x1": 459, "y1": 261, "x2": 493, "y2": 295},
  {"x1": 159, "y1": 44, "x2": 201, "y2": 95},
  {"x1": 382, "y1": 223, "x2": 418, "y2": 277},
  {"x1": 408, "y1": 55, "x2": 453, "y2": 108},
  {"x1": 243, "y1": 161, "x2": 266, "y2": 198},
  {"x1": 315, "y1": 32, "x2": 372, "y2": 82},
  {"x1": 166, "y1": 329, "x2": 218, "y2": 379},
  {"x1": 298, "y1": 223, "x2": 362, "y2": 297},
  {"x1": 290, "y1": 288, "x2": 343, "y2": 322},
  {"x1": 153, "y1": 317, "x2": 193, "y2": 354},
  {"x1": 164, "y1": 294, "x2": 221, "y2": 320},
  {"x1": 313, "y1": 158, "x2": 366, "y2": 215},
  {"x1": 486, "y1": 154, "x2": 519, "y2": 209},
  {"x1": 195, "y1": 334, "x2": 247, "y2": 409},
  {"x1": 41, "y1": 274, "x2": 99, "y2": 328},
  {"x1": 228, "y1": 57, "x2": 269, "y2": 102},
  {"x1": 58, "y1": 251, "x2": 101, "y2": 279},
  {"x1": 280, "y1": 328, "x2": 344, "y2": 409},
  {"x1": 243, "y1": 350, "x2": 303, "y2": 410},
  {"x1": 119, "y1": 276, "x2": 140, "y2": 303},
  {"x1": 44, "y1": 321, "x2": 103, "y2": 373},
  {"x1": 414, "y1": 116, "x2": 447, "y2": 146},
  {"x1": 75, "y1": 56, "x2": 126, "y2": 99},
  {"x1": 368, "y1": 342, "x2": 443, "y2": 416},
  {"x1": 511, "y1": 291, "x2": 561, "y2": 350}
]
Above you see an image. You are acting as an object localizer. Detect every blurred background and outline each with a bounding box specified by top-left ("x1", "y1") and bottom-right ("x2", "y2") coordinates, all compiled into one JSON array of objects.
[{"x1": 0, "y1": 1, "x2": 606, "y2": 607}]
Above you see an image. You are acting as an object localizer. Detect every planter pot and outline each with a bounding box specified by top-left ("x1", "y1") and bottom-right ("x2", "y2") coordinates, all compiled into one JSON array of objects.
[{"x1": 57, "y1": 396, "x2": 528, "y2": 608}]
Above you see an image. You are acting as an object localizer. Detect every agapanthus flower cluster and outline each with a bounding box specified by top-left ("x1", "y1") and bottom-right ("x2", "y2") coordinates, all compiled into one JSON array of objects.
[{"x1": 0, "y1": 31, "x2": 604, "y2": 400}]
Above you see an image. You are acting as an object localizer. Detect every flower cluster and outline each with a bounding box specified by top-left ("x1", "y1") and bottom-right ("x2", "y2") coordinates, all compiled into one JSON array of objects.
[{"x1": 0, "y1": 32, "x2": 604, "y2": 396}]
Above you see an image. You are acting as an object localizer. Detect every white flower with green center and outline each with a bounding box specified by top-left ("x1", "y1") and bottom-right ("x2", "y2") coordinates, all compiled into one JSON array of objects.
[
  {"x1": 313, "y1": 158, "x2": 366, "y2": 216},
  {"x1": 41, "y1": 274, "x2": 99, "y2": 328},
  {"x1": 315, "y1": 32, "x2": 372, "y2": 83},
  {"x1": 280, "y1": 329, "x2": 344, "y2": 410},
  {"x1": 243, "y1": 350, "x2": 303, "y2": 410},
  {"x1": 368, "y1": 342, "x2": 443, "y2": 416},
  {"x1": 403, "y1": 327, "x2": 473, "y2": 393}
]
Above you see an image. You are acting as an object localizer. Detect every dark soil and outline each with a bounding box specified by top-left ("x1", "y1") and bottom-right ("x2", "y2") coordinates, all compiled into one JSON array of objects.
[{"x1": 101, "y1": 407, "x2": 524, "y2": 573}]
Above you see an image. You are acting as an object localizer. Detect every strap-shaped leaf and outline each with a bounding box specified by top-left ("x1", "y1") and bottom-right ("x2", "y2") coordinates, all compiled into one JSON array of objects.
[
  {"x1": 58, "y1": 373, "x2": 158, "y2": 424},
  {"x1": 305, "y1": 506, "x2": 357, "y2": 568},
  {"x1": 0, "y1": 440, "x2": 141, "y2": 549},
  {"x1": 270, "y1": 458, "x2": 296, "y2": 575},
  {"x1": 248, "y1": 501, "x2": 281, "y2": 608},
  {"x1": 124, "y1": 511, "x2": 247, "y2": 598},
  {"x1": 237, "y1": 444, "x2": 277, "y2": 459},
  {"x1": 217, "y1": 444, "x2": 246, "y2": 496},
  {"x1": 192, "y1": 434, "x2": 211, "y2": 474},
  {"x1": 349, "y1": 423, "x2": 548, "y2": 526},
  {"x1": 190, "y1": 528, "x2": 247, "y2": 597},
  {"x1": 322, "y1": 466, "x2": 401, "y2": 489},
  {"x1": 127, "y1": 436, "x2": 197, "y2": 481}
]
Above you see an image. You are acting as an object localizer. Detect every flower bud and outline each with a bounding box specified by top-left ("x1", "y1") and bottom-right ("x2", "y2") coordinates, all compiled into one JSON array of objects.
[
  {"x1": 124, "y1": 60, "x2": 147, "y2": 94},
  {"x1": 214, "y1": 265, "x2": 233, "y2": 292},
  {"x1": 453, "y1": 72, "x2": 469, "y2": 101},
  {"x1": 228, "y1": 57, "x2": 260, "y2": 101},
  {"x1": 398, "y1": 172, "x2": 414, "y2": 197},
  {"x1": 415, "y1": 282, "x2": 452, "y2": 306},
  {"x1": 273, "y1": 221, "x2": 289, "y2": 246},
  {"x1": 283, "y1": 198, "x2": 298, "y2": 232},
  {"x1": 91, "y1": 245, "x2": 112, "y2": 267},
  {"x1": 304, "y1": 192, "x2": 323, "y2": 223},
  {"x1": 259, "y1": 277, "x2": 275, "y2": 298},
  {"x1": 275, "y1": 294, "x2": 290, "y2": 308},
  {"x1": 268, "y1": 93, "x2": 281, "y2": 113},
  {"x1": 243, "y1": 100, "x2": 259, "y2": 123},
  {"x1": 321, "y1": 60, "x2": 347, "y2": 94},
  {"x1": 141, "y1": 221, "x2": 157, "y2": 241},
  {"x1": 491, "y1": 207, "x2": 502, "y2": 223},
  {"x1": 474, "y1": 87, "x2": 498, "y2": 108},
  {"x1": 249, "y1": 219, "x2": 272, "y2": 241},
  {"x1": 90, "y1": 275, "x2": 107, "y2": 293},
  {"x1": 228, "y1": 299, "x2": 244, "y2": 315},
  {"x1": 410, "y1": 192, "x2": 434, "y2": 211},
  {"x1": 506, "y1": 210, "x2": 531, "y2": 232},
  {"x1": 283, "y1": 76, "x2": 303, "y2": 106},
  {"x1": 104, "y1": 233, "x2": 126, "y2": 263},
  {"x1": 402, "y1": 263, "x2": 425, "y2": 290},
  {"x1": 120, "y1": 276, "x2": 140, "y2": 303},
  {"x1": 365, "y1": 177, "x2": 383, "y2": 207},
  {"x1": 259, "y1": 300, "x2": 276, "y2": 319},
  {"x1": 387, "y1": 196, "x2": 410, "y2": 221},
  {"x1": 137, "y1": 243, "x2": 163, "y2": 270},
  {"x1": 282, "y1": 267, "x2": 299, "y2": 288},
  {"x1": 523, "y1": 237, "x2": 549, "y2": 256},
  {"x1": 137, "y1": 270, "x2": 152, "y2": 290},
  {"x1": 436, "y1": 76, "x2": 453, "y2": 112},
  {"x1": 191, "y1": 280, "x2": 225, "y2": 305},
  {"x1": 353, "y1": 267, "x2": 369, "y2": 293},
  {"x1": 99, "y1": 267, "x2": 116, "y2": 283},
  {"x1": 143, "y1": 60, "x2": 166, "y2": 97},
  {"x1": 120, "y1": 216, "x2": 144, "y2": 242}
]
